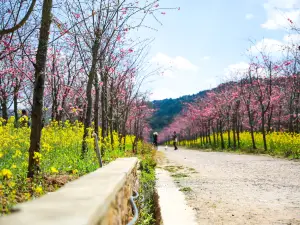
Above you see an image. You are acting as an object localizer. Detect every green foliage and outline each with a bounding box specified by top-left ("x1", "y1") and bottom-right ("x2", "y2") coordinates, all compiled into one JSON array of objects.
[
  {"x1": 150, "y1": 90, "x2": 208, "y2": 131},
  {"x1": 137, "y1": 150, "x2": 157, "y2": 225}
]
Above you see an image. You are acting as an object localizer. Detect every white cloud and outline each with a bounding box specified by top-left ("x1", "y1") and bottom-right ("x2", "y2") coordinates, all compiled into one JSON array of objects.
[
  {"x1": 151, "y1": 53, "x2": 198, "y2": 72},
  {"x1": 201, "y1": 56, "x2": 211, "y2": 60},
  {"x1": 150, "y1": 88, "x2": 180, "y2": 100},
  {"x1": 245, "y1": 13, "x2": 254, "y2": 20},
  {"x1": 224, "y1": 62, "x2": 249, "y2": 80},
  {"x1": 161, "y1": 70, "x2": 174, "y2": 78},
  {"x1": 264, "y1": 0, "x2": 300, "y2": 9},
  {"x1": 248, "y1": 38, "x2": 285, "y2": 53},
  {"x1": 283, "y1": 33, "x2": 300, "y2": 43},
  {"x1": 261, "y1": 0, "x2": 300, "y2": 30}
]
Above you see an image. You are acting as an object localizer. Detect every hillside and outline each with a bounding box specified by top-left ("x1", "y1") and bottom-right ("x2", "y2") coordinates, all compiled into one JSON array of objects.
[{"x1": 149, "y1": 90, "x2": 208, "y2": 131}]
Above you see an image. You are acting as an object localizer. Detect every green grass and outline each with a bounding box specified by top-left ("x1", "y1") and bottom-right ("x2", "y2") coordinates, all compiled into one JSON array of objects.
[
  {"x1": 137, "y1": 150, "x2": 157, "y2": 225},
  {"x1": 179, "y1": 187, "x2": 192, "y2": 192},
  {"x1": 164, "y1": 165, "x2": 184, "y2": 173},
  {"x1": 171, "y1": 173, "x2": 189, "y2": 178}
]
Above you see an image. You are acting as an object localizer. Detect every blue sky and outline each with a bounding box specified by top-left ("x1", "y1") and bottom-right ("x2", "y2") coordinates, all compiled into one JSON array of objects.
[{"x1": 137, "y1": 0, "x2": 300, "y2": 100}]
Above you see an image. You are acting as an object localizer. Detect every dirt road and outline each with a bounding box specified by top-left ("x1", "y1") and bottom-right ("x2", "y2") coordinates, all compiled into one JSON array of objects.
[{"x1": 158, "y1": 147, "x2": 300, "y2": 225}]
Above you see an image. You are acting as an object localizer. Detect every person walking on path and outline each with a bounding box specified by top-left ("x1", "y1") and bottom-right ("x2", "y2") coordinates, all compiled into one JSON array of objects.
[
  {"x1": 153, "y1": 132, "x2": 158, "y2": 149},
  {"x1": 172, "y1": 131, "x2": 178, "y2": 150}
]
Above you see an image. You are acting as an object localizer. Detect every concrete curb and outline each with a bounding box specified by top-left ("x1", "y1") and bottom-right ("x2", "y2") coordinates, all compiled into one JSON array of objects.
[{"x1": 155, "y1": 168, "x2": 197, "y2": 225}]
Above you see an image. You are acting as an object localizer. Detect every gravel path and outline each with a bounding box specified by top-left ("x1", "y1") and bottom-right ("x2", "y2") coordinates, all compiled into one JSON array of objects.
[{"x1": 158, "y1": 147, "x2": 300, "y2": 225}]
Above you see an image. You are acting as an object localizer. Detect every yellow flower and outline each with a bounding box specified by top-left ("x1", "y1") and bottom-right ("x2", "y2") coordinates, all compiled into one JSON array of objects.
[
  {"x1": 1, "y1": 169, "x2": 13, "y2": 179},
  {"x1": 42, "y1": 143, "x2": 52, "y2": 152},
  {"x1": 22, "y1": 161, "x2": 28, "y2": 167},
  {"x1": 72, "y1": 169, "x2": 78, "y2": 174},
  {"x1": 13, "y1": 150, "x2": 22, "y2": 158},
  {"x1": 11, "y1": 164, "x2": 17, "y2": 169},
  {"x1": 51, "y1": 167, "x2": 58, "y2": 174},
  {"x1": 8, "y1": 181, "x2": 16, "y2": 188},
  {"x1": 24, "y1": 193, "x2": 31, "y2": 200},
  {"x1": 34, "y1": 186, "x2": 43, "y2": 194},
  {"x1": 33, "y1": 152, "x2": 42, "y2": 162},
  {"x1": 0, "y1": 152, "x2": 3, "y2": 158}
]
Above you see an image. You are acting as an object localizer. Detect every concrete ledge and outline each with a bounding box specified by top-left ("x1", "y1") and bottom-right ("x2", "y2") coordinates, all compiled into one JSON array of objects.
[{"x1": 0, "y1": 157, "x2": 139, "y2": 225}]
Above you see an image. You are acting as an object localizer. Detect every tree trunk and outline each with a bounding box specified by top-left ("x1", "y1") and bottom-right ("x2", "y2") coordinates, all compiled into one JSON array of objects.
[
  {"x1": 51, "y1": 54, "x2": 58, "y2": 121},
  {"x1": 1, "y1": 99, "x2": 8, "y2": 123},
  {"x1": 219, "y1": 121, "x2": 225, "y2": 149},
  {"x1": 13, "y1": 86, "x2": 19, "y2": 127},
  {"x1": 236, "y1": 116, "x2": 240, "y2": 148},
  {"x1": 247, "y1": 105, "x2": 256, "y2": 149},
  {"x1": 250, "y1": 125, "x2": 256, "y2": 149},
  {"x1": 288, "y1": 96, "x2": 294, "y2": 133},
  {"x1": 261, "y1": 111, "x2": 267, "y2": 152},
  {"x1": 227, "y1": 113, "x2": 231, "y2": 148},
  {"x1": 277, "y1": 105, "x2": 282, "y2": 132},
  {"x1": 205, "y1": 131, "x2": 207, "y2": 145},
  {"x1": 109, "y1": 81, "x2": 114, "y2": 150},
  {"x1": 132, "y1": 119, "x2": 139, "y2": 154},
  {"x1": 295, "y1": 92, "x2": 299, "y2": 133},
  {"x1": 200, "y1": 132, "x2": 203, "y2": 146},
  {"x1": 227, "y1": 129, "x2": 231, "y2": 149},
  {"x1": 121, "y1": 110, "x2": 129, "y2": 151},
  {"x1": 267, "y1": 106, "x2": 273, "y2": 132},
  {"x1": 109, "y1": 106, "x2": 114, "y2": 150},
  {"x1": 216, "y1": 127, "x2": 219, "y2": 146},
  {"x1": 51, "y1": 93, "x2": 58, "y2": 121},
  {"x1": 27, "y1": 0, "x2": 53, "y2": 178},
  {"x1": 212, "y1": 126, "x2": 216, "y2": 148},
  {"x1": 94, "y1": 74, "x2": 100, "y2": 137},
  {"x1": 208, "y1": 128, "x2": 211, "y2": 146},
  {"x1": 82, "y1": 32, "x2": 101, "y2": 156},
  {"x1": 232, "y1": 116, "x2": 237, "y2": 149},
  {"x1": 101, "y1": 72, "x2": 108, "y2": 154}
]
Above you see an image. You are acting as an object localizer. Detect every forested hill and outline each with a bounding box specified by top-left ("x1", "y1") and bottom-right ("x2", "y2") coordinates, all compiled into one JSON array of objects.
[{"x1": 149, "y1": 90, "x2": 208, "y2": 131}]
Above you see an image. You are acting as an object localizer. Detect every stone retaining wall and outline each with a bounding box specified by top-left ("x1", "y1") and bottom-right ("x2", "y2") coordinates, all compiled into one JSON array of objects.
[{"x1": 0, "y1": 157, "x2": 139, "y2": 225}]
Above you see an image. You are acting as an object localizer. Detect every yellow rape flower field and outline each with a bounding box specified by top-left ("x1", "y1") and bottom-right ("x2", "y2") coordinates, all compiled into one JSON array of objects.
[
  {"x1": 0, "y1": 117, "x2": 138, "y2": 215},
  {"x1": 179, "y1": 131, "x2": 300, "y2": 158}
]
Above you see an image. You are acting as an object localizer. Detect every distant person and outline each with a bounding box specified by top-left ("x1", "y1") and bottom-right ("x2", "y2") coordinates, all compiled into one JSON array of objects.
[
  {"x1": 172, "y1": 131, "x2": 178, "y2": 150},
  {"x1": 20, "y1": 109, "x2": 30, "y2": 127},
  {"x1": 153, "y1": 132, "x2": 158, "y2": 149}
]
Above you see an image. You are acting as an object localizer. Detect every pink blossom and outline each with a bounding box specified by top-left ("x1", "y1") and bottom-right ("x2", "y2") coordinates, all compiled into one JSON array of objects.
[
  {"x1": 73, "y1": 13, "x2": 80, "y2": 19},
  {"x1": 117, "y1": 35, "x2": 121, "y2": 41},
  {"x1": 284, "y1": 61, "x2": 292, "y2": 66}
]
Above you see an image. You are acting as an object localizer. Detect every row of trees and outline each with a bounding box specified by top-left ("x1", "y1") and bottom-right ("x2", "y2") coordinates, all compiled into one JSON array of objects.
[
  {"x1": 160, "y1": 36, "x2": 299, "y2": 153},
  {"x1": 0, "y1": 0, "x2": 171, "y2": 177}
]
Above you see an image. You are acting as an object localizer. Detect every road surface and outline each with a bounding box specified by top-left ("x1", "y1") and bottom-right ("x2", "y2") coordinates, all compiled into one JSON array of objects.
[{"x1": 158, "y1": 147, "x2": 300, "y2": 225}]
